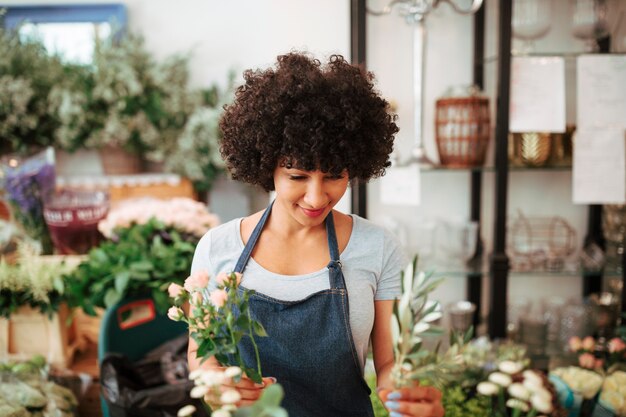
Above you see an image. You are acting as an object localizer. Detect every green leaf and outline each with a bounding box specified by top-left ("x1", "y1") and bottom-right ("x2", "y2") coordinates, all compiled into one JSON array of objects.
[
  {"x1": 130, "y1": 260, "x2": 154, "y2": 272},
  {"x1": 114, "y1": 271, "x2": 131, "y2": 294},
  {"x1": 104, "y1": 288, "x2": 121, "y2": 308},
  {"x1": 252, "y1": 321, "x2": 268, "y2": 337},
  {"x1": 244, "y1": 367, "x2": 263, "y2": 384},
  {"x1": 196, "y1": 338, "x2": 215, "y2": 358}
]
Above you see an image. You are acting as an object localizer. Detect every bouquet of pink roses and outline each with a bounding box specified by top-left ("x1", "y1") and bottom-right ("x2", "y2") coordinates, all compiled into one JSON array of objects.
[{"x1": 168, "y1": 270, "x2": 286, "y2": 417}]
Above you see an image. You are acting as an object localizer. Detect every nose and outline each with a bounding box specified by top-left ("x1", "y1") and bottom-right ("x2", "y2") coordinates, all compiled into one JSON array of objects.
[{"x1": 303, "y1": 178, "x2": 328, "y2": 209}]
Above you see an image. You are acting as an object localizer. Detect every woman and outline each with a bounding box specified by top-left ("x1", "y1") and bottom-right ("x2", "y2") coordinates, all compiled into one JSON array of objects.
[{"x1": 189, "y1": 52, "x2": 444, "y2": 417}]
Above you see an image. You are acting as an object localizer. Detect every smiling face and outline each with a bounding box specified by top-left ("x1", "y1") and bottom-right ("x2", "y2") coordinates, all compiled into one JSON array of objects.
[{"x1": 272, "y1": 164, "x2": 349, "y2": 228}]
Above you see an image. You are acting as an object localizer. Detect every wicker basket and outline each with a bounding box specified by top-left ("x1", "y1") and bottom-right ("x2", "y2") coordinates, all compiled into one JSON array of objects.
[
  {"x1": 99, "y1": 145, "x2": 143, "y2": 175},
  {"x1": 435, "y1": 96, "x2": 490, "y2": 167}
]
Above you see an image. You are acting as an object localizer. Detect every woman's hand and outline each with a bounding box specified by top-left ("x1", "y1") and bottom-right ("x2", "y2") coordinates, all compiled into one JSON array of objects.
[
  {"x1": 199, "y1": 366, "x2": 276, "y2": 408},
  {"x1": 378, "y1": 383, "x2": 444, "y2": 417},
  {"x1": 221, "y1": 374, "x2": 277, "y2": 407}
]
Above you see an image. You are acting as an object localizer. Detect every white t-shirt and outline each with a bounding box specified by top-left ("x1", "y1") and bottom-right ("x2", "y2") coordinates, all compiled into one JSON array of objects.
[{"x1": 190, "y1": 214, "x2": 407, "y2": 372}]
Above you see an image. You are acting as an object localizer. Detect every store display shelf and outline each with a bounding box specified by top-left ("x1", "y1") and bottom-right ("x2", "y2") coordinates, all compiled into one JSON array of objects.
[{"x1": 421, "y1": 165, "x2": 572, "y2": 173}]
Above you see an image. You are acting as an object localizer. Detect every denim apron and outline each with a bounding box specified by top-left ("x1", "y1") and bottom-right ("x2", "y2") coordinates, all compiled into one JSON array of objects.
[{"x1": 233, "y1": 202, "x2": 374, "y2": 417}]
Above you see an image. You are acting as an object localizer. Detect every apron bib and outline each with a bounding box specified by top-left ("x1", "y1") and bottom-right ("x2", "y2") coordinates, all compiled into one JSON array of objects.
[{"x1": 232, "y1": 202, "x2": 374, "y2": 417}]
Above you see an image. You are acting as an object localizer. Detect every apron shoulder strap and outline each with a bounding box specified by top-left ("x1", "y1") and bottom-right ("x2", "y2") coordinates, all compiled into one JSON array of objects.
[{"x1": 234, "y1": 200, "x2": 274, "y2": 273}]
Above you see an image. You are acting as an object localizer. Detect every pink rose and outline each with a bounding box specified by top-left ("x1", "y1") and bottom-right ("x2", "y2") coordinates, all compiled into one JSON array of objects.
[
  {"x1": 168, "y1": 283, "x2": 184, "y2": 298},
  {"x1": 184, "y1": 270, "x2": 210, "y2": 292},
  {"x1": 191, "y1": 291, "x2": 204, "y2": 305},
  {"x1": 608, "y1": 337, "x2": 626, "y2": 353},
  {"x1": 209, "y1": 289, "x2": 228, "y2": 308},
  {"x1": 215, "y1": 272, "x2": 243, "y2": 287},
  {"x1": 578, "y1": 353, "x2": 596, "y2": 369},
  {"x1": 582, "y1": 336, "x2": 596, "y2": 351},
  {"x1": 215, "y1": 272, "x2": 230, "y2": 286},
  {"x1": 569, "y1": 336, "x2": 582, "y2": 352},
  {"x1": 167, "y1": 306, "x2": 183, "y2": 321}
]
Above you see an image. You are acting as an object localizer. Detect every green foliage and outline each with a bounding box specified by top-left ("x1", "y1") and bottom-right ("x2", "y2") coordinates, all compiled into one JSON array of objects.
[
  {"x1": 0, "y1": 27, "x2": 66, "y2": 155},
  {"x1": 0, "y1": 245, "x2": 74, "y2": 318},
  {"x1": 441, "y1": 386, "x2": 491, "y2": 417},
  {"x1": 65, "y1": 218, "x2": 195, "y2": 315},
  {"x1": 366, "y1": 372, "x2": 389, "y2": 417},
  {"x1": 174, "y1": 272, "x2": 267, "y2": 384}
]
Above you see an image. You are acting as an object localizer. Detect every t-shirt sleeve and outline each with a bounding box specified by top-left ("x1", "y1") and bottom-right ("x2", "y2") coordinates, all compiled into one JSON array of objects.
[
  {"x1": 190, "y1": 231, "x2": 219, "y2": 292},
  {"x1": 375, "y1": 230, "x2": 408, "y2": 300}
]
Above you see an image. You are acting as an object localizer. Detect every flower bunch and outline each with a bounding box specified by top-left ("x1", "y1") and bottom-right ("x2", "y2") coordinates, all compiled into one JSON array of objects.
[
  {"x1": 388, "y1": 256, "x2": 470, "y2": 389},
  {"x1": 98, "y1": 197, "x2": 219, "y2": 240},
  {"x1": 476, "y1": 361, "x2": 559, "y2": 417},
  {"x1": 569, "y1": 336, "x2": 626, "y2": 371},
  {"x1": 0, "y1": 243, "x2": 76, "y2": 318},
  {"x1": 0, "y1": 147, "x2": 56, "y2": 254},
  {"x1": 550, "y1": 366, "x2": 604, "y2": 401},
  {"x1": 0, "y1": 28, "x2": 66, "y2": 155},
  {"x1": 599, "y1": 371, "x2": 626, "y2": 416},
  {"x1": 169, "y1": 271, "x2": 289, "y2": 417},
  {"x1": 168, "y1": 271, "x2": 266, "y2": 383}
]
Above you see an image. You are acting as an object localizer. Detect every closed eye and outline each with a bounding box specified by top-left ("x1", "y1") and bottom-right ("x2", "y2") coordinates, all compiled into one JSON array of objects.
[{"x1": 289, "y1": 175, "x2": 307, "y2": 181}]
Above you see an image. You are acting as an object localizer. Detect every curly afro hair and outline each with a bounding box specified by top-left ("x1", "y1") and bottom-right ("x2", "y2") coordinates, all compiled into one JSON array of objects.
[{"x1": 219, "y1": 52, "x2": 399, "y2": 192}]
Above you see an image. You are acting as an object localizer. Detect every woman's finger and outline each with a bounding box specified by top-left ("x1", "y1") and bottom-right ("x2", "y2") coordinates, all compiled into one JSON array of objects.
[
  {"x1": 384, "y1": 400, "x2": 444, "y2": 417},
  {"x1": 387, "y1": 386, "x2": 442, "y2": 402}
]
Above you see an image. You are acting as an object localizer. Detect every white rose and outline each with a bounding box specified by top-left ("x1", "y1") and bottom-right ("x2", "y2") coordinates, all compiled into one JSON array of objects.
[
  {"x1": 489, "y1": 372, "x2": 513, "y2": 387},
  {"x1": 531, "y1": 394, "x2": 553, "y2": 414},
  {"x1": 190, "y1": 385, "x2": 210, "y2": 399},
  {"x1": 211, "y1": 409, "x2": 232, "y2": 417},
  {"x1": 220, "y1": 389, "x2": 242, "y2": 404},
  {"x1": 499, "y1": 360, "x2": 523, "y2": 375},
  {"x1": 523, "y1": 370, "x2": 542, "y2": 386},
  {"x1": 508, "y1": 383, "x2": 531, "y2": 401},
  {"x1": 506, "y1": 398, "x2": 530, "y2": 412},
  {"x1": 177, "y1": 405, "x2": 197, "y2": 417},
  {"x1": 224, "y1": 366, "x2": 242, "y2": 379},
  {"x1": 477, "y1": 381, "x2": 500, "y2": 396}
]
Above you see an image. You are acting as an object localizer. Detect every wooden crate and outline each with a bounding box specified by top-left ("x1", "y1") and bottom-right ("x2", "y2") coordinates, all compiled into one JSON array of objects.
[{"x1": 0, "y1": 303, "x2": 85, "y2": 368}]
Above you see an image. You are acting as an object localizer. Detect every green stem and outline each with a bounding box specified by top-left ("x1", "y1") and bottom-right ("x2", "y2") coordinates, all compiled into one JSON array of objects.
[
  {"x1": 498, "y1": 389, "x2": 505, "y2": 415},
  {"x1": 247, "y1": 308, "x2": 263, "y2": 377},
  {"x1": 227, "y1": 313, "x2": 246, "y2": 371}
]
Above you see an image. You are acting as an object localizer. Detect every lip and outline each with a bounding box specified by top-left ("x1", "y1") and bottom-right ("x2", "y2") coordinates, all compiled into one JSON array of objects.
[{"x1": 300, "y1": 206, "x2": 326, "y2": 218}]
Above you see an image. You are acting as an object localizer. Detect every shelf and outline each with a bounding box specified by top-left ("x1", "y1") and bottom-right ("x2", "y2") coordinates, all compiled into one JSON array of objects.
[
  {"x1": 420, "y1": 165, "x2": 572, "y2": 173},
  {"x1": 423, "y1": 259, "x2": 622, "y2": 278},
  {"x1": 483, "y1": 52, "x2": 626, "y2": 64}
]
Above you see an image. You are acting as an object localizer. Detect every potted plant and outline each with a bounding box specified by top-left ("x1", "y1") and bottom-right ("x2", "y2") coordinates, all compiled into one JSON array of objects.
[
  {"x1": 49, "y1": 31, "x2": 229, "y2": 186},
  {"x1": 0, "y1": 243, "x2": 83, "y2": 367},
  {"x1": 65, "y1": 198, "x2": 219, "y2": 315},
  {"x1": 0, "y1": 27, "x2": 66, "y2": 156}
]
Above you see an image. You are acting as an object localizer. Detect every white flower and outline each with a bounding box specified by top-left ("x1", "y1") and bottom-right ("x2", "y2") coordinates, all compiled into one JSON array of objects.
[
  {"x1": 188, "y1": 369, "x2": 203, "y2": 381},
  {"x1": 522, "y1": 370, "x2": 543, "y2": 390},
  {"x1": 499, "y1": 360, "x2": 523, "y2": 375},
  {"x1": 190, "y1": 385, "x2": 210, "y2": 398},
  {"x1": 177, "y1": 405, "x2": 196, "y2": 417},
  {"x1": 200, "y1": 370, "x2": 226, "y2": 386},
  {"x1": 508, "y1": 383, "x2": 531, "y2": 401},
  {"x1": 477, "y1": 381, "x2": 500, "y2": 396},
  {"x1": 506, "y1": 398, "x2": 530, "y2": 412},
  {"x1": 531, "y1": 387, "x2": 552, "y2": 402},
  {"x1": 220, "y1": 389, "x2": 241, "y2": 404},
  {"x1": 224, "y1": 366, "x2": 242, "y2": 379},
  {"x1": 489, "y1": 372, "x2": 513, "y2": 387},
  {"x1": 211, "y1": 409, "x2": 232, "y2": 417},
  {"x1": 530, "y1": 394, "x2": 553, "y2": 413}
]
